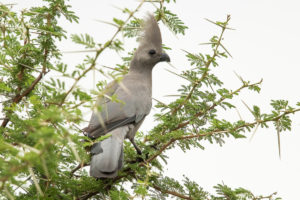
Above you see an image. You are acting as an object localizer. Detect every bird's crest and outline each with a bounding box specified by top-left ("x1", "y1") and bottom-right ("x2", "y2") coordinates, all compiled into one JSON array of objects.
[{"x1": 139, "y1": 14, "x2": 162, "y2": 48}]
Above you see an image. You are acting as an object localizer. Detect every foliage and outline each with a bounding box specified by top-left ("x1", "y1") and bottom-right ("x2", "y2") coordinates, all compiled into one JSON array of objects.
[{"x1": 0, "y1": 0, "x2": 296, "y2": 199}]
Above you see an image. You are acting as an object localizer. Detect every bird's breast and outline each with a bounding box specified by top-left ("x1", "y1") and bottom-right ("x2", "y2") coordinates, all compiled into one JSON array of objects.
[
  {"x1": 121, "y1": 74, "x2": 153, "y2": 115},
  {"x1": 134, "y1": 84, "x2": 152, "y2": 114}
]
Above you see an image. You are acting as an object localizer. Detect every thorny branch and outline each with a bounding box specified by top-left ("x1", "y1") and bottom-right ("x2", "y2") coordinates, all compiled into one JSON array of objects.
[
  {"x1": 145, "y1": 106, "x2": 300, "y2": 164},
  {"x1": 170, "y1": 15, "x2": 231, "y2": 116},
  {"x1": 76, "y1": 169, "x2": 134, "y2": 200},
  {"x1": 59, "y1": 0, "x2": 146, "y2": 106},
  {"x1": 253, "y1": 192, "x2": 278, "y2": 200},
  {"x1": 152, "y1": 184, "x2": 192, "y2": 200},
  {"x1": 144, "y1": 79, "x2": 260, "y2": 163},
  {"x1": 152, "y1": 185, "x2": 277, "y2": 200},
  {"x1": 1, "y1": 39, "x2": 49, "y2": 129}
]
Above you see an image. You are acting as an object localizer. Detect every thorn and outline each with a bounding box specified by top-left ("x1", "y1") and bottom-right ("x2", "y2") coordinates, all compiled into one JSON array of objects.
[
  {"x1": 152, "y1": 97, "x2": 169, "y2": 108},
  {"x1": 93, "y1": 19, "x2": 119, "y2": 28},
  {"x1": 249, "y1": 123, "x2": 259, "y2": 142},
  {"x1": 62, "y1": 49, "x2": 97, "y2": 53},
  {"x1": 276, "y1": 121, "x2": 282, "y2": 160},
  {"x1": 166, "y1": 62, "x2": 177, "y2": 69},
  {"x1": 241, "y1": 100, "x2": 253, "y2": 115},
  {"x1": 235, "y1": 108, "x2": 243, "y2": 121},
  {"x1": 204, "y1": 18, "x2": 235, "y2": 30},
  {"x1": 219, "y1": 43, "x2": 232, "y2": 58},
  {"x1": 164, "y1": 68, "x2": 192, "y2": 83},
  {"x1": 233, "y1": 71, "x2": 244, "y2": 83},
  {"x1": 199, "y1": 42, "x2": 217, "y2": 45}
]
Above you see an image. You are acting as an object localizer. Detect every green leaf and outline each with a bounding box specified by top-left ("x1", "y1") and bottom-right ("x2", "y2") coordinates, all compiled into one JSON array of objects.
[
  {"x1": 109, "y1": 39, "x2": 124, "y2": 52},
  {"x1": 156, "y1": 7, "x2": 188, "y2": 35},
  {"x1": 113, "y1": 18, "x2": 125, "y2": 26},
  {"x1": 0, "y1": 82, "x2": 11, "y2": 92},
  {"x1": 271, "y1": 99, "x2": 289, "y2": 111},
  {"x1": 71, "y1": 33, "x2": 96, "y2": 48},
  {"x1": 248, "y1": 84, "x2": 261, "y2": 93}
]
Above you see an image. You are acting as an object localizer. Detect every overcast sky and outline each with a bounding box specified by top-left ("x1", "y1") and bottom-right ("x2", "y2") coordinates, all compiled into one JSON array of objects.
[{"x1": 5, "y1": 0, "x2": 300, "y2": 199}]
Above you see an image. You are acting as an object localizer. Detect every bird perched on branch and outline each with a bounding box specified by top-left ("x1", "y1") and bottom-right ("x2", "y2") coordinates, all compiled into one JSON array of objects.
[{"x1": 84, "y1": 14, "x2": 170, "y2": 178}]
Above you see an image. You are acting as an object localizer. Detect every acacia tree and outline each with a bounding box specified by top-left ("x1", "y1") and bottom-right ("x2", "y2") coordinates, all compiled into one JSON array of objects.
[{"x1": 0, "y1": 0, "x2": 296, "y2": 199}]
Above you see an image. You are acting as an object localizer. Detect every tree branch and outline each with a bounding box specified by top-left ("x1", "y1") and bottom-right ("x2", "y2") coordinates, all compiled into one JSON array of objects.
[
  {"x1": 254, "y1": 192, "x2": 277, "y2": 200},
  {"x1": 170, "y1": 15, "x2": 231, "y2": 116},
  {"x1": 0, "y1": 14, "x2": 53, "y2": 129},
  {"x1": 145, "y1": 80, "x2": 262, "y2": 162},
  {"x1": 70, "y1": 162, "x2": 89, "y2": 177},
  {"x1": 145, "y1": 100, "x2": 299, "y2": 164},
  {"x1": 152, "y1": 184, "x2": 192, "y2": 200},
  {"x1": 59, "y1": 0, "x2": 146, "y2": 106},
  {"x1": 1, "y1": 49, "x2": 48, "y2": 128},
  {"x1": 171, "y1": 79, "x2": 263, "y2": 133},
  {"x1": 76, "y1": 169, "x2": 134, "y2": 200}
]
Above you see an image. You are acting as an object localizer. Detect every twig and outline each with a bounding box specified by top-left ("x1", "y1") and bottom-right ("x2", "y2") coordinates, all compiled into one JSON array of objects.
[
  {"x1": 1, "y1": 46, "x2": 48, "y2": 128},
  {"x1": 76, "y1": 170, "x2": 133, "y2": 200},
  {"x1": 171, "y1": 80, "x2": 263, "y2": 133},
  {"x1": 145, "y1": 82, "x2": 295, "y2": 164},
  {"x1": 18, "y1": 63, "x2": 43, "y2": 73},
  {"x1": 170, "y1": 15, "x2": 231, "y2": 116},
  {"x1": 253, "y1": 192, "x2": 277, "y2": 200},
  {"x1": 70, "y1": 162, "x2": 89, "y2": 176},
  {"x1": 152, "y1": 184, "x2": 192, "y2": 200},
  {"x1": 59, "y1": 0, "x2": 145, "y2": 106},
  {"x1": 28, "y1": 167, "x2": 44, "y2": 196}
]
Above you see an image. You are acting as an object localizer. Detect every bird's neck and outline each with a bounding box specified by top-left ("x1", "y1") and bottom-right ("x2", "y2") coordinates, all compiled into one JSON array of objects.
[{"x1": 128, "y1": 61, "x2": 153, "y2": 86}]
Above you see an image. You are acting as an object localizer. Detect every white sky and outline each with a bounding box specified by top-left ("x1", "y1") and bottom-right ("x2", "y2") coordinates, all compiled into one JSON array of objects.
[{"x1": 4, "y1": 0, "x2": 300, "y2": 199}]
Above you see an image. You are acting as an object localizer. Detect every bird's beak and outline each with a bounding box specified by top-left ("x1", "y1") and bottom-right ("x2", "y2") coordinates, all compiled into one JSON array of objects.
[{"x1": 159, "y1": 52, "x2": 170, "y2": 62}]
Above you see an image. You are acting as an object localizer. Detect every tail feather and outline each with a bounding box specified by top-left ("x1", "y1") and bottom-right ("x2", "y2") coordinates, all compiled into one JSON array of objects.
[{"x1": 90, "y1": 126, "x2": 128, "y2": 178}]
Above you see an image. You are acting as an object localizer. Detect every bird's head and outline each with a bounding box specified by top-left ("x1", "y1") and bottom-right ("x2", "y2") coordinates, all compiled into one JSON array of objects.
[{"x1": 131, "y1": 14, "x2": 170, "y2": 71}]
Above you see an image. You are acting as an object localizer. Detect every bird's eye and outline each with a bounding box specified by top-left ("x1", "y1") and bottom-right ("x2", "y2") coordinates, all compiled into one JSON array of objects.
[{"x1": 148, "y1": 49, "x2": 156, "y2": 55}]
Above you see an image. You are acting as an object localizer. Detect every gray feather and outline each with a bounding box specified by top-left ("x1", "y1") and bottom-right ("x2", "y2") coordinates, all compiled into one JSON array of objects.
[
  {"x1": 88, "y1": 115, "x2": 137, "y2": 139},
  {"x1": 85, "y1": 14, "x2": 170, "y2": 179},
  {"x1": 90, "y1": 142, "x2": 103, "y2": 155},
  {"x1": 90, "y1": 126, "x2": 128, "y2": 178}
]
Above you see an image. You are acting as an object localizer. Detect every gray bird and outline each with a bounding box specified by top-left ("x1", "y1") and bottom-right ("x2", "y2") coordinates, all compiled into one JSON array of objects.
[{"x1": 84, "y1": 14, "x2": 170, "y2": 178}]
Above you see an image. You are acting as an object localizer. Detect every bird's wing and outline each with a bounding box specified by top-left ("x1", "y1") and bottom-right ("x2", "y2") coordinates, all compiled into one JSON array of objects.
[
  {"x1": 84, "y1": 79, "x2": 145, "y2": 139},
  {"x1": 87, "y1": 115, "x2": 137, "y2": 139}
]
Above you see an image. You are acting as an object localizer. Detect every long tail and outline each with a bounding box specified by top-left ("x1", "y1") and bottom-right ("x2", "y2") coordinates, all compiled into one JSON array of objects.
[{"x1": 90, "y1": 126, "x2": 129, "y2": 178}]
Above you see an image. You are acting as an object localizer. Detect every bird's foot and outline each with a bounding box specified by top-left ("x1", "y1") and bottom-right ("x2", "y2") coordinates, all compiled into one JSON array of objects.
[{"x1": 130, "y1": 139, "x2": 142, "y2": 155}]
